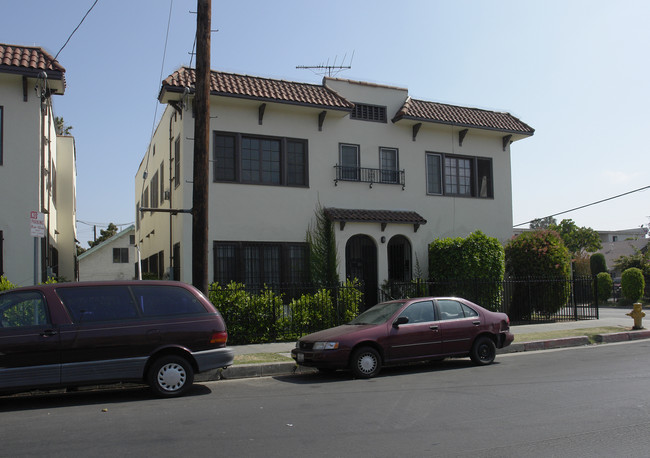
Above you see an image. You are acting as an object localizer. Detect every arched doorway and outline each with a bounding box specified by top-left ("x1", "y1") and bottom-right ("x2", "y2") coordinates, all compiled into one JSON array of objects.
[
  {"x1": 388, "y1": 235, "x2": 412, "y2": 282},
  {"x1": 346, "y1": 235, "x2": 377, "y2": 310}
]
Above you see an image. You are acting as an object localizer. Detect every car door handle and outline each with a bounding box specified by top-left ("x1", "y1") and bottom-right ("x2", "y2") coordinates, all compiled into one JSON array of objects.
[
  {"x1": 429, "y1": 325, "x2": 439, "y2": 331},
  {"x1": 472, "y1": 321, "x2": 481, "y2": 326},
  {"x1": 40, "y1": 329, "x2": 58, "y2": 337}
]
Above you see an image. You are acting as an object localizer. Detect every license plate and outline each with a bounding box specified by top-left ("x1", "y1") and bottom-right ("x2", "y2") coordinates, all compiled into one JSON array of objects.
[{"x1": 297, "y1": 353, "x2": 304, "y2": 363}]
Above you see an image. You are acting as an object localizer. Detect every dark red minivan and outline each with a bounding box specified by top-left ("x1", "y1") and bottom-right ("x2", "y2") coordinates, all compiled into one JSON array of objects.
[
  {"x1": 0, "y1": 281, "x2": 234, "y2": 397},
  {"x1": 292, "y1": 297, "x2": 513, "y2": 378}
]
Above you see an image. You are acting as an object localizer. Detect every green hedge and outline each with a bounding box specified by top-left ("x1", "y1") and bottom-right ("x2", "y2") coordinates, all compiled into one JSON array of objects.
[
  {"x1": 504, "y1": 230, "x2": 571, "y2": 319},
  {"x1": 428, "y1": 231, "x2": 504, "y2": 308},
  {"x1": 622, "y1": 268, "x2": 645, "y2": 303},
  {"x1": 596, "y1": 272, "x2": 613, "y2": 303},
  {"x1": 209, "y1": 280, "x2": 362, "y2": 345}
]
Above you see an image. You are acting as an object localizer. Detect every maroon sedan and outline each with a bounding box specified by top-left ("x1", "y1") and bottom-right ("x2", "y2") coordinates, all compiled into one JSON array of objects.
[{"x1": 292, "y1": 297, "x2": 513, "y2": 378}]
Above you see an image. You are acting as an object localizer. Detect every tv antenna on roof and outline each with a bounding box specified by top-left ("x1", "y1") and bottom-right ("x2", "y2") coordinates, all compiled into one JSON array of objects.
[{"x1": 297, "y1": 51, "x2": 355, "y2": 77}]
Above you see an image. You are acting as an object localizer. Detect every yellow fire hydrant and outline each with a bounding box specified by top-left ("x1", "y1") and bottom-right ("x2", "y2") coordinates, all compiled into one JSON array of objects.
[{"x1": 627, "y1": 303, "x2": 645, "y2": 330}]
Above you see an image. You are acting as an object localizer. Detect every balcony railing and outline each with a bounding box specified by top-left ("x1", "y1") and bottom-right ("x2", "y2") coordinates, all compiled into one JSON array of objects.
[{"x1": 334, "y1": 165, "x2": 405, "y2": 189}]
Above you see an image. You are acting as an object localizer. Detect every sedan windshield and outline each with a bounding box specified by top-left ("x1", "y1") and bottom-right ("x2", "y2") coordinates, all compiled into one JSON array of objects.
[{"x1": 348, "y1": 301, "x2": 405, "y2": 325}]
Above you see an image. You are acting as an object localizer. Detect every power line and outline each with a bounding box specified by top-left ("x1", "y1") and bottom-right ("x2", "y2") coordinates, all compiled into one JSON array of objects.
[
  {"x1": 514, "y1": 184, "x2": 650, "y2": 227},
  {"x1": 54, "y1": 0, "x2": 99, "y2": 61}
]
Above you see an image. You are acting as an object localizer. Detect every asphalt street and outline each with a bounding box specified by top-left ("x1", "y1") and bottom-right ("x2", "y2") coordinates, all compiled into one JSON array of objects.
[{"x1": 3, "y1": 339, "x2": 650, "y2": 457}]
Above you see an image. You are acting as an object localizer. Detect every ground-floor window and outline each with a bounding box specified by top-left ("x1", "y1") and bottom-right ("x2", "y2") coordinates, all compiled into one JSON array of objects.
[{"x1": 213, "y1": 241, "x2": 309, "y2": 286}]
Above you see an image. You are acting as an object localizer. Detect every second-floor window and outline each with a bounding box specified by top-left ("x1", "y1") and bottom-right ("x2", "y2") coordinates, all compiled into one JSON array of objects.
[
  {"x1": 339, "y1": 143, "x2": 360, "y2": 180},
  {"x1": 380, "y1": 147, "x2": 399, "y2": 183},
  {"x1": 214, "y1": 132, "x2": 308, "y2": 187},
  {"x1": 426, "y1": 152, "x2": 493, "y2": 198}
]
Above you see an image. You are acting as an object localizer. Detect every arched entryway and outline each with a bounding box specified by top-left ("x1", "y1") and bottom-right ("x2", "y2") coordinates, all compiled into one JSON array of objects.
[
  {"x1": 387, "y1": 235, "x2": 412, "y2": 282},
  {"x1": 345, "y1": 235, "x2": 377, "y2": 310}
]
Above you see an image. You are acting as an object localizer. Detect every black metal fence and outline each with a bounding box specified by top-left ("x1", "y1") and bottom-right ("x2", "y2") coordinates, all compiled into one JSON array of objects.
[{"x1": 378, "y1": 276, "x2": 599, "y2": 325}]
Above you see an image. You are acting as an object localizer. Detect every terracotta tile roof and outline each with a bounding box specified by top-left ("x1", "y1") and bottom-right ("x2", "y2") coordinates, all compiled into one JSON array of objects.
[
  {"x1": 0, "y1": 43, "x2": 65, "y2": 76},
  {"x1": 161, "y1": 67, "x2": 354, "y2": 111},
  {"x1": 324, "y1": 208, "x2": 427, "y2": 225},
  {"x1": 393, "y1": 97, "x2": 534, "y2": 136}
]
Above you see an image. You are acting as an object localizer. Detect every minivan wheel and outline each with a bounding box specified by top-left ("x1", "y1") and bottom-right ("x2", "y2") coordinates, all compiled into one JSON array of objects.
[
  {"x1": 470, "y1": 336, "x2": 496, "y2": 366},
  {"x1": 148, "y1": 356, "x2": 194, "y2": 397},
  {"x1": 350, "y1": 347, "x2": 381, "y2": 378}
]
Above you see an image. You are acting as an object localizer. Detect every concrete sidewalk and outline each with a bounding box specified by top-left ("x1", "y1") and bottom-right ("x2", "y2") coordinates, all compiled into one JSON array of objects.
[{"x1": 198, "y1": 306, "x2": 649, "y2": 382}]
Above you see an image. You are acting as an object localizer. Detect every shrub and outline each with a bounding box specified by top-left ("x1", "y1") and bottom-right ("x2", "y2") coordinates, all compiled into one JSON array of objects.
[
  {"x1": 596, "y1": 272, "x2": 613, "y2": 303},
  {"x1": 0, "y1": 276, "x2": 16, "y2": 292},
  {"x1": 621, "y1": 268, "x2": 645, "y2": 303},
  {"x1": 590, "y1": 253, "x2": 607, "y2": 276},
  {"x1": 428, "y1": 231, "x2": 504, "y2": 308},
  {"x1": 209, "y1": 281, "x2": 363, "y2": 344},
  {"x1": 504, "y1": 230, "x2": 571, "y2": 319}
]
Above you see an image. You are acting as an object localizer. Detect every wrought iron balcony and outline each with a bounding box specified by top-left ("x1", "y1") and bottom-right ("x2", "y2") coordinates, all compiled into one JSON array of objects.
[{"x1": 334, "y1": 165, "x2": 405, "y2": 190}]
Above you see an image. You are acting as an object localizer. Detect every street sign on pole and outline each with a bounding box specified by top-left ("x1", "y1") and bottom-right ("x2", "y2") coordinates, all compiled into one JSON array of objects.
[{"x1": 30, "y1": 211, "x2": 45, "y2": 238}]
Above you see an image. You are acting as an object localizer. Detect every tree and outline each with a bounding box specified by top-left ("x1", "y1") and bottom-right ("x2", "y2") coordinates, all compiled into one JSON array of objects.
[
  {"x1": 306, "y1": 204, "x2": 339, "y2": 285},
  {"x1": 590, "y1": 253, "x2": 608, "y2": 276},
  {"x1": 529, "y1": 216, "x2": 556, "y2": 229},
  {"x1": 87, "y1": 223, "x2": 119, "y2": 248},
  {"x1": 549, "y1": 219, "x2": 602, "y2": 256},
  {"x1": 54, "y1": 116, "x2": 73, "y2": 135},
  {"x1": 621, "y1": 268, "x2": 645, "y2": 303},
  {"x1": 505, "y1": 230, "x2": 571, "y2": 319},
  {"x1": 596, "y1": 272, "x2": 613, "y2": 303}
]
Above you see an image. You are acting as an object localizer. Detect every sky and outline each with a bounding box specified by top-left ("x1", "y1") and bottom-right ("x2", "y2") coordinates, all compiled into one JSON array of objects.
[{"x1": 2, "y1": 0, "x2": 649, "y2": 247}]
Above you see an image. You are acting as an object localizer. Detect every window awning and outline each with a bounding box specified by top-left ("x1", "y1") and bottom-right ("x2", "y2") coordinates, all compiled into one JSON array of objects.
[{"x1": 324, "y1": 208, "x2": 427, "y2": 232}]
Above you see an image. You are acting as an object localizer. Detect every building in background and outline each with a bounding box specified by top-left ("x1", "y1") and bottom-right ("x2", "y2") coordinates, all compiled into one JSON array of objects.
[
  {"x1": 0, "y1": 43, "x2": 77, "y2": 285},
  {"x1": 78, "y1": 225, "x2": 135, "y2": 281}
]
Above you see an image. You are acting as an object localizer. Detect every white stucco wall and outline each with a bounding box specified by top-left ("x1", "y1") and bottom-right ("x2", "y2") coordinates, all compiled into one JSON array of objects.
[{"x1": 0, "y1": 74, "x2": 45, "y2": 285}]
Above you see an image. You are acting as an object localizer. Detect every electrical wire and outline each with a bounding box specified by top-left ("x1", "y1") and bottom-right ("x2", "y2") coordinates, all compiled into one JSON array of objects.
[
  {"x1": 53, "y1": 0, "x2": 99, "y2": 61},
  {"x1": 514, "y1": 184, "x2": 650, "y2": 227}
]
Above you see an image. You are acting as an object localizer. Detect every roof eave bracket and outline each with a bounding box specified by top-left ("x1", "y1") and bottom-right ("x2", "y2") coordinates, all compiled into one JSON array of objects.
[
  {"x1": 412, "y1": 122, "x2": 422, "y2": 141},
  {"x1": 502, "y1": 134, "x2": 513, "y2": 151},
  {"x1": 258, "y1": 103, "x2": 266, "y2": 125}
]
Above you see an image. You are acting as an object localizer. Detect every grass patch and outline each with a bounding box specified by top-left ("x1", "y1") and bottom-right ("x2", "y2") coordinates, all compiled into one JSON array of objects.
[
  {"x1": 233, "y1": 352, "x2": 294, "y2": 365},
  {"x1": 515, "y1": 326, "x2": 630, "y2": 344}
]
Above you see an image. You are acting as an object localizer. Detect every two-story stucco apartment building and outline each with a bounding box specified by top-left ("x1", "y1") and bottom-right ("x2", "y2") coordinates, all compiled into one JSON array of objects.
[
  {"x1": 0, "y1": 44, "x2": 77, "y2": 285},
  {"x1": 136, "y1": 67, "x2": 533, "y2": 304}
]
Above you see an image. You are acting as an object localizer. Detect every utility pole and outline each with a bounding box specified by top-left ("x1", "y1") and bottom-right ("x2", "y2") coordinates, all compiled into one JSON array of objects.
[{"x1": 192, "y1": 0, "x2": 211, "y2": 294}]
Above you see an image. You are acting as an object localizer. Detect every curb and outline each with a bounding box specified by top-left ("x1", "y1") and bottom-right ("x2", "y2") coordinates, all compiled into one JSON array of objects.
[{"x1": 197, "y1": 330, "x2": 650, "y2": 382}]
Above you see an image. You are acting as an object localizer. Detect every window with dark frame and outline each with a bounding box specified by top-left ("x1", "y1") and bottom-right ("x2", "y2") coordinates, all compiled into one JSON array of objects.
[
  {"x1": 113, "y1": 247, "x2": 129, "y2": 263},
  {"x1": 213, "y1": 241, "x2": 309, "y2": 286},
  {"x1": 160, "y1": 163, "x2": 165, "y2": 205},
  {"x1": 426, "y1": 152, "x2": 493, "y2": 199},
  {"x1": 150, "y1": 171, "x2": 159, "y2": 209},
  {"x1": 339, "y1": 143, "x2": 360, "y2": 181},
  {"x1": 213, "y1": 132, "x2": 308, "y2": 187},
  {"x1": 174, "y1": 137, "x2": 181, "y2": 188},
  {"x1": 380, "y1": 147, "x2": 398, "y2": 183},
  {"x1": 351, "y1": 103, "x2": 387, "y2": 123}
]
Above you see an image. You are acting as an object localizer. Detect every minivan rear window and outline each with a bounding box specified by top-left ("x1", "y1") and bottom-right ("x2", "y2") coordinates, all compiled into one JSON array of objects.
[
  {"x1": 57, "y1": 286, "x2": 138, "y2": 322},
  {"x1": 130, "y1": 285, "x2": 208, "y2": 317}
]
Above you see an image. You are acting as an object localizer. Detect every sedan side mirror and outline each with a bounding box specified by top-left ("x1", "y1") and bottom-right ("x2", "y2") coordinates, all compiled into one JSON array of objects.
[{"x1": 393, "y1": 316, "x2": 409, "y2": 328}]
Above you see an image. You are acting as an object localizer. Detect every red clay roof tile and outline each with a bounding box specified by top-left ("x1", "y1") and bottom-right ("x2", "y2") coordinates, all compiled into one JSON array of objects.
[
  {"x1": 324, "y1": 208, "x2": 427, "y2": 225},
  {"x1": 0, "y1": 43, "x2": 65, "y2": 75},
  {"x1": 162, "y1": 67, "x2": 353, "y2": 110},
  {"x1": 393, "y1": 97, "x2": 534, "y2": 135}
]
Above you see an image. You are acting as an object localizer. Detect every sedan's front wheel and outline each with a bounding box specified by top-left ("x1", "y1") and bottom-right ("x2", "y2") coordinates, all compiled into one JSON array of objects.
[
  {"x1": 350, "y1": 346, "x2": 381, "y2": 378},
  {"x1": 470, "y1": 336, "x2": 496, "y2": 365}
]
